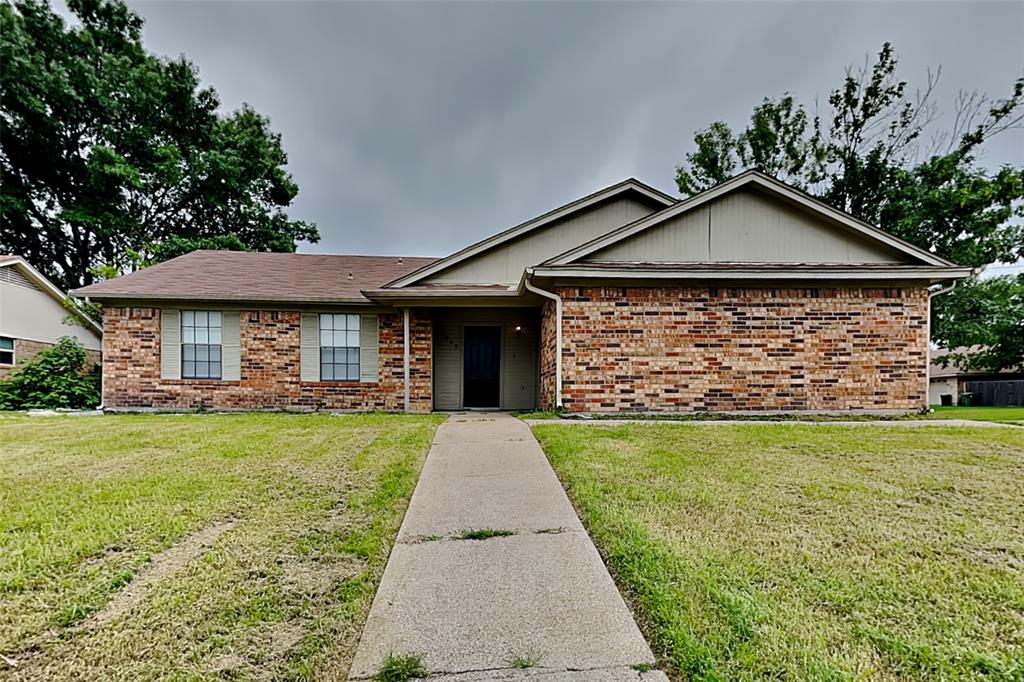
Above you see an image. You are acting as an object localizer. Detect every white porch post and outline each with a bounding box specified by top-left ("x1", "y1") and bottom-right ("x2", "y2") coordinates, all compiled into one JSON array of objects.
[{"x1": 403, "y1": 307, "x2": 411, "y2": 413}]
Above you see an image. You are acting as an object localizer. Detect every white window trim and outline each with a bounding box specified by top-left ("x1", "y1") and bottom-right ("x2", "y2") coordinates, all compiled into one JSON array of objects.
[
  {"x1": 181, "y1": 310, "x2": 224, "y2": 380},
  {"x1": 318, "y1": 313, "x2": 361, "y2": 382},
  {"x1": 0, "y1": 337, "x2": 14, "y2": 366}
]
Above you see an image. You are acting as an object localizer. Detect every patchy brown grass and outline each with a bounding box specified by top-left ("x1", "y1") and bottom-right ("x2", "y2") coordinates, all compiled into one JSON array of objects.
[{"x1": 0, "y1": 412, "x2": 443, "y2": 681}]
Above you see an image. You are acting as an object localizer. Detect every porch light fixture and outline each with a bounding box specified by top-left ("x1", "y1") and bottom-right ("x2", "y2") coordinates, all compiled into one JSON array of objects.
[{"x1": 514, "y1": 325, "x2": 523, "y2": 335}]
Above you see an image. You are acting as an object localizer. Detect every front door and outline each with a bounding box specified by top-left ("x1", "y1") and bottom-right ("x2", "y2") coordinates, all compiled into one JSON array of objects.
[{"x1": 463, "y1": 326, "x2": 501, "y2": 408}]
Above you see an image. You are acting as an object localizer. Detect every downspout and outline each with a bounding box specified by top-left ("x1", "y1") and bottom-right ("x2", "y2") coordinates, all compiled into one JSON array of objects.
[
  {"x1": 523, "y1": 274, "x2": 563, "y2": 409},
  {"x1": 925, "y1": 278, "x2": 961, "y2": 410},
  {"x1": 403, "y1": 307, "x2": 411, "y2": 413}
]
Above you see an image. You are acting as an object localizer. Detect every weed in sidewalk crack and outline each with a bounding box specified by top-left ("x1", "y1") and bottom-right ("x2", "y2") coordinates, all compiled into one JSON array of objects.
[
  {"x1": 453, "y1": 528, "x2": 516, "y2": 541},
  {"x1": 372, "y1": 652, "x2": 426, "y2": 681}
]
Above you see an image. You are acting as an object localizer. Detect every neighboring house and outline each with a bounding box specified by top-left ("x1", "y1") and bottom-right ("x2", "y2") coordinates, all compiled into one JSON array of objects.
[
  {"x1": 929, "y1": 348, "x2": 1024, "y2": 407},
  {"x1": 0, "y1": 255, "x2": 103, "y2": 378},
  {"x1": 73, "y1": 170, "x2": 970, "y2": 414}
]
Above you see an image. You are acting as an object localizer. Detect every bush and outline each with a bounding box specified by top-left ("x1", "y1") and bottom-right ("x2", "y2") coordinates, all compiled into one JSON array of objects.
[{"x1": 0, "y1": 337, "x2": 101, "y2": 410}]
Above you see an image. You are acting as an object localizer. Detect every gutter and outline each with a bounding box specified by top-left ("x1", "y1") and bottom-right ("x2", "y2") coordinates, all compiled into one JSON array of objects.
[{"x1": 523, "y1": 271, "x2": 562, "y2": 409}]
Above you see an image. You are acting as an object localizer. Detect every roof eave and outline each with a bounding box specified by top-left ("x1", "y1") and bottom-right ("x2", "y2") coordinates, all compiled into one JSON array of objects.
[
  {"x1": 72, "y1": 291, "x2": 376, "y2": 305},
  {"x1": 530, "y1": 264, "x2": 974, "y2": 283}
]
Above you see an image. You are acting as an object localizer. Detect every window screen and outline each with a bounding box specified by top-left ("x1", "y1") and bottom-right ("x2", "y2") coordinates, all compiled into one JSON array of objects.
[
  {"x1": 319, "y1": 313, "x2": 360, "y2": 381},
  {"x1": 181, "y1": 311, "x2": 222, "y2": 379}
]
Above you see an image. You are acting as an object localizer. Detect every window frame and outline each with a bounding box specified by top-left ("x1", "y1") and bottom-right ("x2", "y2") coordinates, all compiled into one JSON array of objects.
[
  {"x1": 0, "y1": 337, "x2": 13, "y2": 366},
  {"x1": 319, "y1": 313, "x2": 361, "y2": 382},
  {"x1": 180, "y1": 310, "x2": 223, "y2": 380}
]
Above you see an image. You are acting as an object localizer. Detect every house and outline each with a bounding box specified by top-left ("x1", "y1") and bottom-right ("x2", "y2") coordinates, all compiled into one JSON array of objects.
[
  {"x1": 72, "y1": 170, "x2": 970, "y2": 414},
  {"x1": 0, "y1": 255, "x2": 103, "y2": 378},
  {"x1": 929, "y1": 348, "x2": 1024, "y2": 407}
]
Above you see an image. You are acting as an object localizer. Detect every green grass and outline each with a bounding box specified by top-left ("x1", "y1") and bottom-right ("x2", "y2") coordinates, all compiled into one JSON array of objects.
[
  {"x1": 0, "y1": 412, "x2": 443, "y2": 680},
  {"x1": 533, "y1": 423, "x2": 1024, "y2": 681},
  {"x1": 926, "y1": 405, "x2": 1024, "y2": 424},
  {"x1": 454, "y1": 528, "x2": 516, "y2": 541},
  {"x1": 372, "y1": 652, "x2": 427, "y2": 681}
]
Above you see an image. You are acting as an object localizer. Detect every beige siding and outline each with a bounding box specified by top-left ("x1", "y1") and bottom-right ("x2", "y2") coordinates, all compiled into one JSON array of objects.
[
  {"x1": 586, "y1": 189, "x2": 903, "y2": 264},
  {"x1": 433, "y1": 308, "x2": 539, "y2": 410},
  {"x1": 425, "y1": 197, "x2": 656, "y2": 285},
  {"x1": 0, "y1": 276, "x2": 102, "y2": 350}
]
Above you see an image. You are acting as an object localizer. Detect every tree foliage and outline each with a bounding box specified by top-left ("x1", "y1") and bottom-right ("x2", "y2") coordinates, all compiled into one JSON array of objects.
[
  {"x1": 938, "y1": 275, "x2": 1024, "y2": 373},
  {"x1": 675, "y1": 43, "x2": 1024, "y2": 371},
  {"x1": 0, "y1": 0, "x2": 318, "y2": 292},
  {"x1": 0, "y1": 336, "x2": 101, "y2": 409}
]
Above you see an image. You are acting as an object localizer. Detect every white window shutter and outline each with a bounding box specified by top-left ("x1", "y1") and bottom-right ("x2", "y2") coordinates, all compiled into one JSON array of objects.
[
  {"x1": 300, "y1": 312, "x2": 319, "y2": 382},
  {"x1": 360, "y1": 314, "x2": 379, "y2": 383},
  {"x1": 222, "y1": 311, "x2": 241, "y2": 380},
  {"x1": 160, "y1": 309, "x2": 180, "y2": 379}
]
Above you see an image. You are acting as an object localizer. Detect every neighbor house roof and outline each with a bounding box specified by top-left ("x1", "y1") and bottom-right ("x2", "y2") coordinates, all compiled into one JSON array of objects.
[
  {"x1": 1, "y1": 255, "x2": 103, "y2": 334},
  {"x1": 543, "y1": 169, "x2": 960, "y2": 268},
  {"x1": 930, "y1": 347, "x2": 1024, "y2": 378},
  {"x1": 71, "y1": 251, "x2": 437, "y2": 304},
  {"x1": 384, "y1": 178, "x2": 676, "y2": 288}
]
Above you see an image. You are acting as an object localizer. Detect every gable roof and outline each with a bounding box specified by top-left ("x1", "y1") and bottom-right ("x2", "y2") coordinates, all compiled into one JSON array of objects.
[
  {"x1": 543, "y1": 170, "x2": 958, "y2": 268},
  {"x1": 384, "y1": 178, "x2": 676, "y2": 288},
  {"x1": 1, "y1": 255, "x2": 103, "y2": 335},
  {"x1": 71, "y1": 251, "x2": 437, "y2": 304}
]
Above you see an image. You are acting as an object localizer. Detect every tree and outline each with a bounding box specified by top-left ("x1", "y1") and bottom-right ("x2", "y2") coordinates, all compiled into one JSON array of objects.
[
  {"x1": 0, "y1": 336, "x2": 101, "y2": 409},
  {"x1": 937, "y1": 275, "x2": 1024, "y2": 373},
  {"x1": 0, "y1": 0, "x2": 318, "y2": 292},
  {"x1": 674, "y1": 43, "x2": 1024, "y2": 370}
]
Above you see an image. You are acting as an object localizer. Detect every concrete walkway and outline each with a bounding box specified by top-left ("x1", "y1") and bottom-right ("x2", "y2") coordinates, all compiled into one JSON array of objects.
[{"x1": 349, "y1": 413, "x2": 666, "y2": 681}]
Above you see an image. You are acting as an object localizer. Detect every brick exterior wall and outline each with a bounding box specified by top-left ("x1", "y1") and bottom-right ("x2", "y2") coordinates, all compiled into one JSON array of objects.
[
  {"x1": 539, "y1": 300, "x2": 558, "y2": 409},
  {"x1": 0, "y1": 338, "x2": 101, "y2": 379},
  {"x1": 102, "y1": 307, "x2": 432, "y2": 412},
  {"x1": 540, "y1": 286, "x2": 929, "y2": 413}
]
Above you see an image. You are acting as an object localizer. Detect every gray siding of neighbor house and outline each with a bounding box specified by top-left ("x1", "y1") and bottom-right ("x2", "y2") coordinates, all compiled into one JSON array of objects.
[
  {"x1": 585, "y1": 189, "x2": 904, "y2": 263},
  {"x1": 424, "y1": 197, "x2": 657, "y2": 285},
  {"x1": 433, "y1": 308, "x2": 539, "y2": 410}
]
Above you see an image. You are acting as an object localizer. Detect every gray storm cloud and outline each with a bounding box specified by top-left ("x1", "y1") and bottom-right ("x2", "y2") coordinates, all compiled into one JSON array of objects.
[{"x1": 97, "y1": 1, "x2": 1024, "y2": 258}]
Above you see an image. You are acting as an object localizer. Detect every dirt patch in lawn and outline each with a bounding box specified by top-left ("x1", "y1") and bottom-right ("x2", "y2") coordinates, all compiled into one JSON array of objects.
[{"x1": 82, "y1": 519, "x2": 238, "y2": 629}]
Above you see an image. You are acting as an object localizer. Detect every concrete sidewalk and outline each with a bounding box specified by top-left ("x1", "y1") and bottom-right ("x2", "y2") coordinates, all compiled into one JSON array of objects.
[{"x1": 348, "y1": 413, "x2": 666, "y2": 681}]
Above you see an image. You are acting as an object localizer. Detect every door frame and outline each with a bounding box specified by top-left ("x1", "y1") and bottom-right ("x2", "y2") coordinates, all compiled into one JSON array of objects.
[{"x1": 460, "y1": 323, "x2": 503, "y2": 409}]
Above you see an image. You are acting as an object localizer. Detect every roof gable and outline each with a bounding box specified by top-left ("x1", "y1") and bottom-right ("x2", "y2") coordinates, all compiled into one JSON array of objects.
[
  {"x1": 1, "y1": 256, "x2": 103, "y2": 334},
  {"x1": 545, "y1": 170, "x2": 956, "y2": 268},
  {"x1": 386, "y1": 178, "x2": 675, "y2": 288}
]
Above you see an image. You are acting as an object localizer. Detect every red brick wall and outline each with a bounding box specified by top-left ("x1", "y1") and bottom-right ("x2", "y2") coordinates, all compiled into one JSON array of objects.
[
  {"x1": 0, "y1": 338, "x2": 101, "y2": 379},
  {"x1": 102, "y1": 307, "x2": 432, "y2": 412},
  {"x1": 540, "y1": 286, "x2": 929, "y2": 413},
  {"x1": 539, "y1": 299, "x2": 557, "y2": 409}
]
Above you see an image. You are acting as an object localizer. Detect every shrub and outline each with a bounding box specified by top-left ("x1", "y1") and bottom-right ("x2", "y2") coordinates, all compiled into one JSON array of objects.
[{"x1": 0, "y1": 337, "x2": 101, "y2": 410}]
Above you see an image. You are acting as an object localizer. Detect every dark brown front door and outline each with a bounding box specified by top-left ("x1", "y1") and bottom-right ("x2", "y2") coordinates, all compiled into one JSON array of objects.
[{"x1": 463, "y1": 326, "x2": 501, "y2": 408}]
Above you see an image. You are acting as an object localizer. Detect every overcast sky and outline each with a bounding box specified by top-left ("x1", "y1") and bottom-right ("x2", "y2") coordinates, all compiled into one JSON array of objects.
[{"x1": 99, "y1": 2, "x2": 1024, "y2": 263}]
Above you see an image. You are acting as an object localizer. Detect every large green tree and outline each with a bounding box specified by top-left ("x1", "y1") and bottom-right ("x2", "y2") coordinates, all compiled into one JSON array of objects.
[
  {"x1": 0, "y1": 0, "x2": 318, "y2": 291},
  {"x1": 675, "y1": 43, "x2": 1024, "y2": 372}
]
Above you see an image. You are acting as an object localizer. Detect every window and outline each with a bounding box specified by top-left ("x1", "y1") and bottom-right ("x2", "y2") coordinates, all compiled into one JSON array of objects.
[
  {"x1": 320, "y1": 313, "x2": 360, "y2": 381},
  {"x1": 0, "y1": 337, "x2": 13, "y2": 365},
  {"x1": 181, "y1": 311, "x2": 222, "y2": 379}
]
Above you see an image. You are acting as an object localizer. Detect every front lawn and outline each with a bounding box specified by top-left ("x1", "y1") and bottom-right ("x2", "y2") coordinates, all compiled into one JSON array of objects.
[
  {"x1": 927, "y1": 405, "x2": 1024, "y2": 424},
  {"x1": 534, "y1": 423, "x2": 1024, "y2": 681},
  {"x1": 0, "y1": 412, "x2": 443, "y2": 680}
]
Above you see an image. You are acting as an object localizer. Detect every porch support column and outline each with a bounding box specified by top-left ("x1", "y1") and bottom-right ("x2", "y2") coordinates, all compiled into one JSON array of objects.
[{"x1": 403, "y1": 307, "x2": 411, "y2": 413}]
